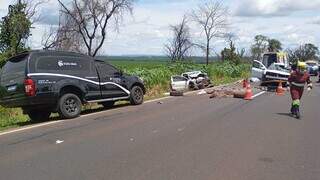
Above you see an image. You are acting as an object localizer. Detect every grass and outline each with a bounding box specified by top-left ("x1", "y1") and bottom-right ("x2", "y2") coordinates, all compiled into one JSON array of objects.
[{"x1": 0, "y1": 60, "x2": 251, "y2": 131}]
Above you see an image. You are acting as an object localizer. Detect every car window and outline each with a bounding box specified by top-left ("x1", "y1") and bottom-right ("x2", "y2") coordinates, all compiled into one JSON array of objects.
[
  {"x1": 36, "y1": 56, "x2": 90, "y2": 73},
  {"x1": 173, "y1": 76, "x2": 187, "y2": 82},
  {"x1": 253, "y1": 61, "x2": 261, "y2": 69},
  {"x1": 96, "y1": 62, "x2": 119, "y2": 77},
  {"x1": 306, "y1": 63, "x2": 316, "y2": 66},
  {"x1": 1, "y1": 53, "x2": 28, "y2": 84}
]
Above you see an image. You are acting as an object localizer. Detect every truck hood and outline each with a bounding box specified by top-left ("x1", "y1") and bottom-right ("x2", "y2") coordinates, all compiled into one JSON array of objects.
[{"x1": 265, "y1": 69, "x2": 290, "y2": 76}]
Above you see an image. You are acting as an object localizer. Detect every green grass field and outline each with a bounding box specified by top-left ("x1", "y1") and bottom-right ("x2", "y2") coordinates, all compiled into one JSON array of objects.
[{"x1": 0, "y1": 60, "x2": 251, "y2": 131}]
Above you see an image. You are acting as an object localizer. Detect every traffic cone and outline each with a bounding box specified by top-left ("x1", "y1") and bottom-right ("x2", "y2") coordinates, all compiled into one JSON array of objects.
[
  {"x1": 244, "y1": 84, "x2": 253, "y2": 100},
  {"x1": 276, "y1": 81, "x2": 285, "y2": 96}
]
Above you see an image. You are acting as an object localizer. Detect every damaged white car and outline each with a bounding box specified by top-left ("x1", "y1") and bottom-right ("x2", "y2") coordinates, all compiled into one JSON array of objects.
[{"x1": 170, "y1": 71, "x2": 212, "y2": 91}]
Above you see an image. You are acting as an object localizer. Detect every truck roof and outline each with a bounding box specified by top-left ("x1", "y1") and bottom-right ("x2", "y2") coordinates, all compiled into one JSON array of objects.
[{"x1": 8, "y1": 50, "x2": 90, "y2": 61}]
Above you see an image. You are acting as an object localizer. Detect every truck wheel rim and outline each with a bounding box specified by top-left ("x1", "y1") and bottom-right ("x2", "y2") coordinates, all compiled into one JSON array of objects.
[
  {"x1": 134, "y1": 88, "x2": 142, "y2": 102},
  {"x1": 64, "y1": 98, "x2": 78, "y2": 114}
]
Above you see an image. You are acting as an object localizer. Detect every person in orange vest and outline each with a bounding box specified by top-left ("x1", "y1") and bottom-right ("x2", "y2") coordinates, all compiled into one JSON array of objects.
[{"x1": 288, "y1": 61, "x2": 312, "y2": 119}]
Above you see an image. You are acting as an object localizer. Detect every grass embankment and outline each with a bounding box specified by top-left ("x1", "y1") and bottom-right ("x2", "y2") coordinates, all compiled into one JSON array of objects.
[{"x1": 0, "y1": 61, "x2": 250, "y2": 130}]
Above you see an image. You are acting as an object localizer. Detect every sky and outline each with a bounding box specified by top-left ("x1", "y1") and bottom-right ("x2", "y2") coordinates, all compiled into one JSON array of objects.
[{"x1": 0, "y1": 0, "x2": 320, "y2": 56}]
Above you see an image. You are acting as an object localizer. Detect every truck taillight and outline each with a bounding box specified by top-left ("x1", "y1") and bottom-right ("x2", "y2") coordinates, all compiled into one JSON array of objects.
[{"x1": 24, "y1": 78, "x2": 36, "y2": 96}]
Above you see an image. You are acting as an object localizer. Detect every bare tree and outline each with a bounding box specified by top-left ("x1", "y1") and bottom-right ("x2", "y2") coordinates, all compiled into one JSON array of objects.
[
  {"x1": 191, "y1": 0, "x2": 228, "y2": 65},
  {"x1": 165, "y1": 16, "x2": 193, "y2": 62},
  {"x1": 19, "y1": 0, "x2": 47, "y2": 23},
  {"x1": 42, "y1": 10, "x2": 84, "y2": 52},
  {"x1": 57, "y1": 0, "x2": 134, "y2": 57}
]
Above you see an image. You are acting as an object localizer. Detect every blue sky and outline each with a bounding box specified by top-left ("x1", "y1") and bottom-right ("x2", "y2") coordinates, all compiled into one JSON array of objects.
[{"x1": 0, "y1": 0, "x2": 320, "y2": 56}]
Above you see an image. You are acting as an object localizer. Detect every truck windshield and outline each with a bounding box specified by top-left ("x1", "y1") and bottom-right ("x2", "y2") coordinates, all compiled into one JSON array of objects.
[{"x1": 262, "y1": 54, "x2": 277, "y2": 68}]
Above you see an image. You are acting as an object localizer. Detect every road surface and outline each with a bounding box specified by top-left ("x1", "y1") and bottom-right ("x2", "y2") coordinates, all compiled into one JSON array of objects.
[{"x1": 0, "y1": 82, "x2": 319, "y2": 180}]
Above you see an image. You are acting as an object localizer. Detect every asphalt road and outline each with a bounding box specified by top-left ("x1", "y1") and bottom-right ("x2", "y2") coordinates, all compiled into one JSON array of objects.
[{"x1": 0, "y1": 81, "x2": 319, "y2": 180}]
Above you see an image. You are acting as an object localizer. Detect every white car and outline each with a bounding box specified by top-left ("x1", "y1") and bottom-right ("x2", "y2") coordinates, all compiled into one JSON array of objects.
[
  {"x1": 170, "y1": 76, "x2": 191, "y2": 91},
  {"x1": 181, "y1": 71, "x2": 211, "y2": 87},
  {"x1": 252, "y1": 60, "x2": 290, "y2": 83}
]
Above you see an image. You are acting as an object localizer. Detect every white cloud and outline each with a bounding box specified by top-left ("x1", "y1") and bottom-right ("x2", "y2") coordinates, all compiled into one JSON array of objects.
[{"x1": 234, "y1": 0, "x2": 320, "y2": 17}]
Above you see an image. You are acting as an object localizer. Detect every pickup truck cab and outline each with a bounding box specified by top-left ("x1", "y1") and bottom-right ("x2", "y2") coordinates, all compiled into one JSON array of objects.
[
  {"x1": 0, "y1": 50, "x2": 145, "y2": 121},
  {"x1": 252, "y1": 60, "x2": 290, "y2": 83}
]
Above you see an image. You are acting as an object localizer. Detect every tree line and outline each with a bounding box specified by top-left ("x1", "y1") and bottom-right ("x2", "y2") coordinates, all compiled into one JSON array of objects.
[{"x1": 164, "y1": 1, "x2": 319, "y2": 65}]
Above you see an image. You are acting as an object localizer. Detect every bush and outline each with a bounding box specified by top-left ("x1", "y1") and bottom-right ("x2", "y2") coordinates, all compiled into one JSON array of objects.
[{"x1": 0, "y1": 106, "x2": 28, "y2": 130}]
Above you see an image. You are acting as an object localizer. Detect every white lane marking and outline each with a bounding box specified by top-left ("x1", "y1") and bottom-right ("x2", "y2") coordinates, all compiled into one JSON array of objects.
[
  {"x1": 252, "y1": 91, "x2": 266, "y2": 98},
  {"x1": 0, "y1": 121, "x2": 65, "y2": 136},
  {"x1": 56, "y1": 140, "x2": 64, "y2": 144}
]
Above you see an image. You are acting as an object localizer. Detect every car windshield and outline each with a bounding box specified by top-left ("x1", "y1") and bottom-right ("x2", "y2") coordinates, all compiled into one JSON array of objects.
[
  {"x1": 172, "y1": 76, "x2": 187, "y2": 82},
  {"x1": 306, "y1": 62, "x2": 317, "y2": 66}
]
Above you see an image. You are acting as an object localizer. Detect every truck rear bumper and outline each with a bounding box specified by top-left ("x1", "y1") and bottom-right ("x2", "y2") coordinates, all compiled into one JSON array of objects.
[{"x1": 0, "y1": 93, "x2": 58, "y2": 108}]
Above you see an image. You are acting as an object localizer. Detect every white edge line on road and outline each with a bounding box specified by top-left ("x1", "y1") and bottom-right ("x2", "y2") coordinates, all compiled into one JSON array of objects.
[
  {"x1": 0, "y1": 80, "x2": 248, "y2": 137},
  {"x1": 252, "y1": 91, "x2": 266, "y2": 99},
  {"x1": 0, "y1": 96, "x2": 174, "y2": 136},
  {"x1": 0, "y1": 121, "x2": 65, "y2": 136}
]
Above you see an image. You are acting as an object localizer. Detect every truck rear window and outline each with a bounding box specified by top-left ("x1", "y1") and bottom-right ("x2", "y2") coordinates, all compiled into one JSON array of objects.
[{"x1": 1, "y1": 54, "x2": 28, "y2": 84}]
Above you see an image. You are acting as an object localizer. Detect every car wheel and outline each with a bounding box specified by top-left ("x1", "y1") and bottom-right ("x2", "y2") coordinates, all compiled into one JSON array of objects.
[
  {"x1": 27, "y1": 110, "x2": 51, "y2": 122},
  {"x1": 130, "y1": 86, "x2": 144, "y2": 105},
  {"x1": 58, "y1": 93, "x2": 82, "y2": 119},
  {"x1": 101, "y1": 101, "x2": 115, "y2": 109}
]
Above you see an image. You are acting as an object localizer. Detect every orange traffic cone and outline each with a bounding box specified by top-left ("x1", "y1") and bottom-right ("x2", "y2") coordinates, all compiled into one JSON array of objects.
[
  {"x1": 244, "y1": 84, "x2": 253, "y2": 100},
  {"x1": 276, "y1": 81, "x2": 285, "y2": 96}
]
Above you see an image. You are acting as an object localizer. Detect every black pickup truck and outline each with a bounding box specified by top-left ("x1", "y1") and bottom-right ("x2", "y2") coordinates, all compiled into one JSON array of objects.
[{"x1": 0, "y1": 50, "x2": 145, "y2": 121}]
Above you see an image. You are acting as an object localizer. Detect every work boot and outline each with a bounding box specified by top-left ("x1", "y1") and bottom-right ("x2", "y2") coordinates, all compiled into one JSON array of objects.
[
  {"x1": 296, "y1": 106, "x2": 301, "y2": 119},
  {"x1": 292, "y1": 105, "x2": 301, "y2": 119},
  {"x1": 290, "y1": 105, "x2": 294, "y2": 115}
]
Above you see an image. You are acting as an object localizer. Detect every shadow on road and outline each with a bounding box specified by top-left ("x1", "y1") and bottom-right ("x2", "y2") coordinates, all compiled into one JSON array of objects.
[{"x1": 276, "y1": 113, "x2": 302, "y2": 120}]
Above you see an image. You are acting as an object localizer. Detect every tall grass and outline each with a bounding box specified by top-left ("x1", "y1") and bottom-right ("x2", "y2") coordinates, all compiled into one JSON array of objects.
[
  {"x1": 112, "y1": 61, "x2": 251, "y2": 91},
  {"x1": 0, "y1": 106, "x2": 28, "y2": 130}
]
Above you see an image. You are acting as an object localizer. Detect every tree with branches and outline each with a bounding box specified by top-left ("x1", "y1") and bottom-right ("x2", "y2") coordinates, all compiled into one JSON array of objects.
[
  {"x1": 286, "y1": 43, "x2": 319, "y2": 63},
  {"x1": 165, "y1": 16, "x2": 193, "y2": 62},
  {"x1": 191, "y1": 0, "x2": 228, "y2": 65},
  {"x1": 42, "y1": 10, "x2": 83, "y2": 52},
  {"x1": 57, "y1": 0, "x2": 134, "y2": 57},
  {"x1": 221, "y1": 33, "x2": 245, "y2": 64}
]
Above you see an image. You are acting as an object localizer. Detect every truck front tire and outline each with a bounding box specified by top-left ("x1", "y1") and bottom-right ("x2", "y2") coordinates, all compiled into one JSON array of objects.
[
  {"x1": 58, "y1": 93, "x2": 82, "y2": 119},
  {"x1": 130, "y1": 86, "x2": 144, "y2": 105}
]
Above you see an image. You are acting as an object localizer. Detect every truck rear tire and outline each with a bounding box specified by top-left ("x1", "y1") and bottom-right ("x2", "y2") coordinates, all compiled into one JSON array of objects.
[
  {"x1": 58, "y1": 93, "x2": 82, "y2": 119},
  {"x1": 130, "y1": 86, "x2": 144, "y2": 105},
  {"x1": 27, "y1": 110, "x2": 51, "y2": 122}
]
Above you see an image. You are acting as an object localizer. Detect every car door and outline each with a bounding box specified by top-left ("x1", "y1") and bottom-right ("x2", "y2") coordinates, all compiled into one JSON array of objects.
[
  {"x1": 252, "y1": 60, "x2": 266, "y2": 79},
  {"x1": 96, "y1": 61, "x2": 129, "y2": 99},
  {"x1": 171, "y1": 76, "x2": 188, "y2": 91}
]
